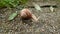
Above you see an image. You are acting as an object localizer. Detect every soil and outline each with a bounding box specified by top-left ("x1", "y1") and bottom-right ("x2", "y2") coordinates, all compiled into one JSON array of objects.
[{"x1": 0, "y1": 0, "x2": 60, "y2": 34}]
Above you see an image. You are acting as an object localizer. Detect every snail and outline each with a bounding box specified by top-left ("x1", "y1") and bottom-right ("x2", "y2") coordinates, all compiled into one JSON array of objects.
[
  {"x1": 20, "y1": 8, "x2": 38, "y2": 21},
  {"x1": 20, "y1": 8, "x2": 32, "y2": 19}
]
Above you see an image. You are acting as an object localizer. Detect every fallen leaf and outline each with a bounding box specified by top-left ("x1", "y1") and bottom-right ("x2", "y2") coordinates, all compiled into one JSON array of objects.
[
  {"x1": 33, "y1": 3, "x2": 42, "y2": 11},
  {"x1": 8, "y1": 11, "x2": 18, "y2": 20},
  {"x1": 50, "y1": 6, "x2": 54, "y2": 12}
]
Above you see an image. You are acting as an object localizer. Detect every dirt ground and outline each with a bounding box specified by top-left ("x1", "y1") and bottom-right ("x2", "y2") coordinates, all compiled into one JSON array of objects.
[{"x1": 0, "y1": 0, "x2": 60, "y2": 34}]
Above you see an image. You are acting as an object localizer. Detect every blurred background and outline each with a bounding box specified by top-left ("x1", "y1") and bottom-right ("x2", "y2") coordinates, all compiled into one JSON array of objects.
[{"x1": 0, "y1": 0, "x2": 60, "y2": 34}]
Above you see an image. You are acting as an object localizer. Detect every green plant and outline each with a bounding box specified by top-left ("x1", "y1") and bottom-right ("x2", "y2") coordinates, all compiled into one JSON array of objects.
[{"x1": 0, "y1": 0, "x2": 28, "y2": 7}]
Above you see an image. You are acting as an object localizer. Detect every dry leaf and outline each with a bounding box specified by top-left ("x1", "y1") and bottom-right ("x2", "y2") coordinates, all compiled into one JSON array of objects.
[
  {"x1": 33, "y1": 3, "x2": 42, "y2": 11},
  {"x1": 8, "y1": 11, "x2": 18, "y2": 20},
  {"x1": 50, "y1": 6, "x2": 54, "y2": 12}
]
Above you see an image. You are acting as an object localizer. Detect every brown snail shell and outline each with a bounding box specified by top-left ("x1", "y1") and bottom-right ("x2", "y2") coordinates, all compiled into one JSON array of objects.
[{"x1": 20, "y1": 8, "x2": 32, "y2": 19}]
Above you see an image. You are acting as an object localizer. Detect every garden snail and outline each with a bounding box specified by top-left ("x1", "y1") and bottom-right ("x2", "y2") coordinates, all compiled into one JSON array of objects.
[
  {"x1": 20, "y1": 8, "x2": 32, "y2": 19},
  {"x1": 20, "y1": 8, "x2": 38, "y2": 21}
]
